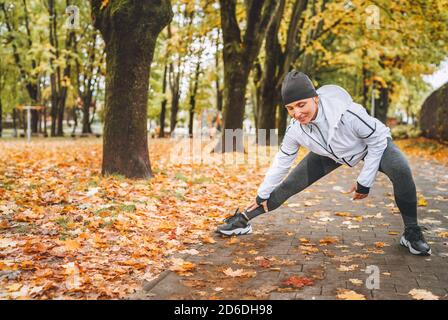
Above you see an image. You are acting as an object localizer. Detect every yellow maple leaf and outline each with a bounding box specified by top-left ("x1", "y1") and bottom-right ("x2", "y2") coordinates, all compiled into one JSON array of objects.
[
  {"x1": 337, "y1": 264, "x2": 359, "y2": 272},
  {"x1": 348, "y1": 279, "x2": 363, "y2": 286},
  {"x1": 337, "y1": 288, "x2": 366, "y2": 300},
  {"x1": 65, "y1": 239, "x2": 81, "y2": 251},
  {"x1": 7, "y1": 283, "x2": 22, "y2": 292},
  {"x1": 201, "y1": 235, "x2": 216, "y2": 244},
  {"x1": 374, "y1": 242, "x2": 387, "y2": 248},
  {"x1": 409, "y1": 289, "x2": 439, "y2": 300},
  {"x1": 417, "y1": 195, "x2": 427, "y2": 207}
]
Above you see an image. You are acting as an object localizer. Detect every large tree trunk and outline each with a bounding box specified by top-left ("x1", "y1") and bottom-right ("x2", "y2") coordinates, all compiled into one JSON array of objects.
[
  {"x1": 257, "y1": 0, "x2": 308, "y2": 144},
  {"x1": 213, "y1": 62, "x2": 250, "y2": 152},
  {"x1": 257, "y1": 29, "x2": 281, "y2": 145},
  {"x1": 257, "y1": 0, "x2": 284, "y2": 145},
  {"x1": 215, "y1": 0, "x2": 279, "y2": 152},
  {"x1": 91, "y1": 0, "x2": 172, "y2": 178}
]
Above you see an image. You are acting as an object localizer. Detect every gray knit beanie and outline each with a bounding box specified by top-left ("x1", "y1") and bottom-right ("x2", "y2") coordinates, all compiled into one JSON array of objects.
[{"x1": 281, "y1": 70, "x2": 317, "y2": 105}]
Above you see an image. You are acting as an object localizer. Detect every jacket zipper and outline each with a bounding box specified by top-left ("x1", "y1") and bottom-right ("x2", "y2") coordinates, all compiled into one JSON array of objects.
[{"x1": 300, "y1": 124, "x2": 340, "y2": 161}]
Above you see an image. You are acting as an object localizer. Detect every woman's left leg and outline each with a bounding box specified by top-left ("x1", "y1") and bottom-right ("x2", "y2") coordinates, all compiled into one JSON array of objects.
[
  {"x1": 378, "y1": 138, "x2": 418, "y2": 227},
  {"x1": 378, "y1": 137, "x2": 431, "y2": 255}
]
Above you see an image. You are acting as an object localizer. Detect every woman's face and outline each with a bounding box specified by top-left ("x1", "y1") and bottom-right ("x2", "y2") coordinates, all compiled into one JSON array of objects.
[{"x1": 285, "y1": 97, "x2": 319, "y2": 124}]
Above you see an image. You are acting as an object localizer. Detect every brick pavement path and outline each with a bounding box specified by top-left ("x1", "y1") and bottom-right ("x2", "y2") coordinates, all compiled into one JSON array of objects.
[{"x1": 130, "y1": 155, "x2": 448, "y2": 300}]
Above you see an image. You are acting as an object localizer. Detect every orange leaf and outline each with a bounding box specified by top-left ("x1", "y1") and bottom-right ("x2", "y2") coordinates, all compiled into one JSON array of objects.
[
  {"x1": 65, "y1": 239, "x2": 81, "y2": 251},
  {"x1": 282, "y1": 276, "x2": 314, "y2": 288}
]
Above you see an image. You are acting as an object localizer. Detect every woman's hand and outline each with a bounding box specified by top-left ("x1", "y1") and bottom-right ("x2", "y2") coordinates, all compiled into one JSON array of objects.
[
  {"x1": 348, "y1": 184, "x2": 368, "y2": 200},
  {"x1": 246, "y1": 199, "x2": 268, "y2": 213}
]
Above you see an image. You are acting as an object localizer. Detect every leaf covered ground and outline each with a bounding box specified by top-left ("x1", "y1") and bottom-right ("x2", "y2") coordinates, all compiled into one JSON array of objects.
[
  {"x1": 1, "y1": 137, "x2": 447, "y2": 299},
  {"x1": 0, "y1": 138, "x2": 289, "y2": 299}
]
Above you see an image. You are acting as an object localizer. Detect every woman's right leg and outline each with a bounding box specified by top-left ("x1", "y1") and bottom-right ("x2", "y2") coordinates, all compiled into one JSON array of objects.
[{"x1": 246, "y1": 152, "x2": 341, "y2": 219}]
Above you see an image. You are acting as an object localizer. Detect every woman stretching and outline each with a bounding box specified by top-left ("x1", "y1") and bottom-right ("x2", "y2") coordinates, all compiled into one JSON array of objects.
[{"x1": 216, "y1": 70, "x2": 431, "y2": 256}]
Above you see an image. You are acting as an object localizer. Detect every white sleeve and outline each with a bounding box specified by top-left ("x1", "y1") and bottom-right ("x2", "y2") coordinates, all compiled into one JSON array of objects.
[
  {"x1": 257, "y1": 124, "x2": 300, "y2": 199},
  {"x1": 349, "y1": 107, "x2": 388, "y2": 189}
]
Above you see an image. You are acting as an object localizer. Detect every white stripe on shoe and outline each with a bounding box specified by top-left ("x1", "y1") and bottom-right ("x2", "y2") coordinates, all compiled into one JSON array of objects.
[
  {"x1": 400, "y1": 236, "x2": 432, "y2": 256},
  {"x1": 218, "y1": 224, "x2": 253, "y2": 236}
]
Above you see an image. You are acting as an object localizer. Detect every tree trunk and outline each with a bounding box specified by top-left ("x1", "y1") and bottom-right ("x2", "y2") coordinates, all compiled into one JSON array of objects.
[
  {"x1": 0, "y1": 98, "x2": 2, "y2": 137},
  {"x1": 258, "y1": 26, "x2": 281, "y2": 144},
  {"x1": 257, "y1": 0, "x2": 308, "y2": 144},
  {"x1": 1, "y1": 1, "x2": 39, "y2": 133},
  {"x1": 223, "y1": 70, "x2": 249, "y2": 132},
  {"x1": 159, "y1": 64, "x2": 168, "y2": 138},
  {"x1": 71, "y1": 107, "x2": 78, "y2": 137},
  {"x1": 277, "y1": 104, "x2": 288, "y2": 141},
  {"x1": 252, "y1": 61, "x2": 262, "y2": 133},
  {"x1": 375, "y1": 85, "x2": 389, "y2": 124},
  {"x1": 43, "y1": 106, "x2": 48, "y2": 137},
  {"x1": 82, "y1": 94, "x2": 93, "y2": 134},
  {"x1": 214, "y1": 29, "x2": 223, "y2": 112},
  {"x1": 213, "y1": 64, "x2": 250, "y2": 152},
  {"x1": 12, "y1": 108, "x2": 18, "y2": 137},
  {"x1": 188, "y1": 60, "x2": 201, "y2": 137},
  {"x1": 91, "y1": 0, "x2": 172, "y2": 178},
  {"x1": 215, "y1": 0, "x2": 279, "y2": 152},
  {"x1": 169, "y1": 65, "x2": 181, "y2": 135},
  {"x1": 257, "y1": 0, "x2": 283, "y2": 144}
]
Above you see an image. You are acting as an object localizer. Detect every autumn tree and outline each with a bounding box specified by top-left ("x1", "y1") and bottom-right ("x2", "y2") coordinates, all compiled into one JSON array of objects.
[
  {"x1": 73, "y1": 15, "x2": 105, "y2": 135},
  {"x1": 91, "y1": 0, "x2": 172, "y2": 178},
  {"x1": 1, "y1": 1, "x2": 41, "y2": 134},
  {"x1": 256, "y1": 0, "x2": 308, "y2": 143},
  {"x1": 215, "y1": 0, "x2": 279, "y2": 152}
]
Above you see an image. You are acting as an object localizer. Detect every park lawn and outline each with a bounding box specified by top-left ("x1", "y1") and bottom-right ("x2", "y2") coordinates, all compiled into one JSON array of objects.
[
  {"x1": 0, "y1": 137, "x2": 447, "y2": 299},
  {"x1": 395, "y1": 137, "x2": 448, "y2": 167},
  {"x1": 0, "y1": 137, "x2": 289, "y2": 299}
]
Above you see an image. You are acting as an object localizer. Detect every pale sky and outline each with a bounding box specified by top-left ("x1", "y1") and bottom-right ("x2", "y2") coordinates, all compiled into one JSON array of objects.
[{"x1": 423, "y1": 57, "x2": 448, "y2": 90}]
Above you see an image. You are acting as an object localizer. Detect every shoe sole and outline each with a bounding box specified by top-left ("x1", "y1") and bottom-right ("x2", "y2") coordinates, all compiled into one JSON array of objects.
[
  {"x1": 400, "y1": 236, "x2": 431, "y2": 256},
  {"x1": 218, "y1": 224, "x2": 252, "y2": 236}
]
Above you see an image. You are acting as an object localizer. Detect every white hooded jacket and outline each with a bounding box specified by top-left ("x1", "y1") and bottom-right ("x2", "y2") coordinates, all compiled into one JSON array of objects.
[{"x1": 257, "y1": 84, "x2": 391, "y2": 200}]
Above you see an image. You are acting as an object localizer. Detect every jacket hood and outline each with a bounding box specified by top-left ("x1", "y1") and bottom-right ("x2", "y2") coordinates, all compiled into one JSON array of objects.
[{"x1": 316, "y1": 84, "x2": 353, "y2": 142}]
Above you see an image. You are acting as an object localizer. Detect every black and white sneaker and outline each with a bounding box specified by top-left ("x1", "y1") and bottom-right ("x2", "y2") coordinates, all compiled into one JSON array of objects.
[
  {"x1": 216, "y1": 209, "x2": 252, "y2": 236},
  {"x1": 400, "y1": 226, "x2": 432, "y2": 256}
]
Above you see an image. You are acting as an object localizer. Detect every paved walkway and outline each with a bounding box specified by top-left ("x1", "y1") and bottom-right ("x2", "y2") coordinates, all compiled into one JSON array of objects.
[{"x1": 130, "y1": 155, "x2": 448, "y2": 300}]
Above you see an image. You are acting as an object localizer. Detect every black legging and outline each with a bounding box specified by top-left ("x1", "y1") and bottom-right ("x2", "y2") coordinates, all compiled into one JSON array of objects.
[{"x1": 247, "y1": 138, "x2": 418, "y2": 227}]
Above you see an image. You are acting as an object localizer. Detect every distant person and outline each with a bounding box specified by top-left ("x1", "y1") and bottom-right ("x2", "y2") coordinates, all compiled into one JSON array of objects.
[{"x1": 216, "y1": 71, "x2": 431, "y2": 256}]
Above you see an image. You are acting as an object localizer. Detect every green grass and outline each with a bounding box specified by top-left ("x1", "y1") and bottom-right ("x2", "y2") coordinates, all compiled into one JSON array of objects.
[
  {"x1": 192, "y1": 176, "x2": 213, "y2": 184},
  {"x1": 174, "y1": 172, "x2": 189, "y2": 182},
  {"x1": 0, "y1": 180, "x2": 15, "y2": 190},
  {"x1": 412, "y1": 141, "x2": 441, "y2": 151},
  {"x1": 118, "y1": 204, "x2": 136, "y2": 212},
  {"x1": 54, "y1": 217, "x2": 70, "y2": 229}
]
